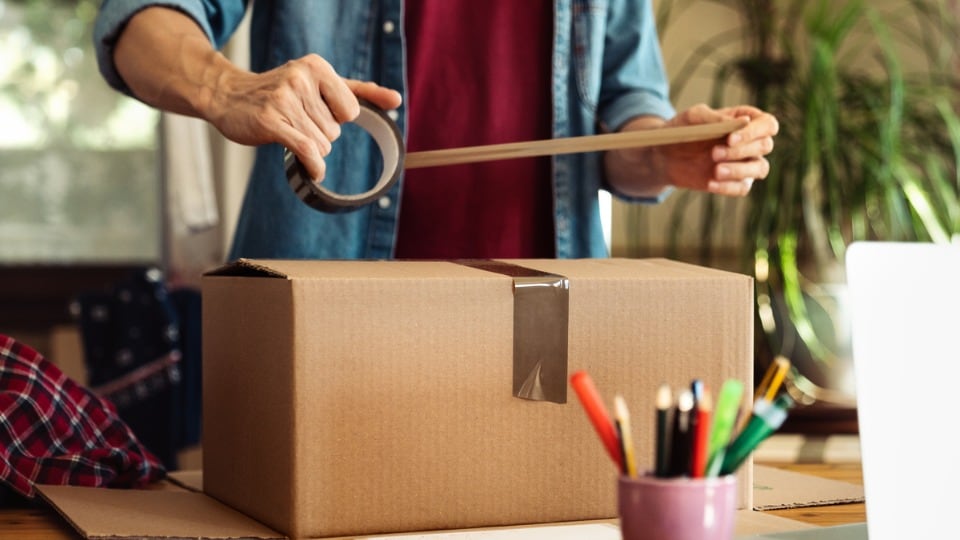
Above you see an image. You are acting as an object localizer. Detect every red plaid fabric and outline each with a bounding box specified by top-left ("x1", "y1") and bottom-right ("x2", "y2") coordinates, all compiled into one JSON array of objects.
[{"x1": 0, "y1": 334, "x2": 165, "y2": 498}]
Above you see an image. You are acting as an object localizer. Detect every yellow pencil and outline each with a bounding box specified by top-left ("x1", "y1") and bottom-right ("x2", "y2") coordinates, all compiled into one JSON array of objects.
[
  {"x1": 738, "y1": 356, "x2": 791, "y2": 435},
  {"x1": 762, "y1": 356, "x2": 791, "y2": 402},
  {"x1": 754, "y1": 356, "x2": 790, "y2": 402},
  {"x1": 614, "y1": 394, "x2": 638, "y2": 478}
]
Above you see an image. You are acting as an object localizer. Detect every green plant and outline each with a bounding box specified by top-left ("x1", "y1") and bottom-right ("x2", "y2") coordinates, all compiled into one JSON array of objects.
[{"x1": 650, "y1": 0, "x2": 960, "y2": 403}]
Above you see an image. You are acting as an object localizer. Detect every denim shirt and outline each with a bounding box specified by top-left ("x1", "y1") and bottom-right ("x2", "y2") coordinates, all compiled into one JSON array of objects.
[{"x1": 95, "y1": 0, "x2": 675, "y2": 260}]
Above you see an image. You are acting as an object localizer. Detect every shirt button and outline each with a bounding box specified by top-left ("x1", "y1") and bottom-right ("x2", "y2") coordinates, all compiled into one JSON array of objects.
[
  {"x1": 378, "y1": 196, "x2": 391, "y2": 209},
  {"x1": 383, "y1": 20, "x2": 396, "y2": 34},
  {"x1": 386, "y1": 109, "x2": 399, "y2": 121}
]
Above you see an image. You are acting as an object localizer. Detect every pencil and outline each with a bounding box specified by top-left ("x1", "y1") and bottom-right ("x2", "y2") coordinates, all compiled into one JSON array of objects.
[
  {"x1": 763, "y1": 357, "x2": 791, "y2": 402},
  {"x1": 754, "y1": 356, "x2": 790, "y2": 402},
  {"x1": 654, "y1": 383, "x2": 674, "y2": 478},
  {"x1": 669, "y1": 389, "x2": 694, "y2": 477},
  {"x1": 614, "y1": 395, "x2": 638, "y2": 478},
  {"x1": 740, "y1": 356, "x2": 790, "y2": 434},
  {"x1": 720, "y1": 393, "x2": 794, "y2": 475},
  {"x1": 690, "y1": 388, "x2": 712, "y2": 477},
  {"x1": 690, "y1": 378, "x2": 705, "y2": 404},
  {"x1": 687, "y1": 379, "x2": 703, "y2": 473},
  {"x1": 706, "y1": 379, "x2": 744, "y2": 477},
  {"x1": 570, "y1": 370, "x2": 623, "y2": 470}
]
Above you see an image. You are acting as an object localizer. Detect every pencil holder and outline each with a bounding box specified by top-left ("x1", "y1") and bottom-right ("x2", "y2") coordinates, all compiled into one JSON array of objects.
[{"x1": 617, "y1": 474, "x2": 737, "y2": 540}]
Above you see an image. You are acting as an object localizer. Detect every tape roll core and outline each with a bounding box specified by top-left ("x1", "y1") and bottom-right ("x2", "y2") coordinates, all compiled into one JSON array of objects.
[{"x1": 286, "y1": 100, "x2": 405, "y2": 213}]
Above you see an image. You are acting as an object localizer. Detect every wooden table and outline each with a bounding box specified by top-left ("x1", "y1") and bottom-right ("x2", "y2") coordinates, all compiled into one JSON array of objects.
[{"x1": 0, "y1": 462, "x2": 866, "y2": 539}]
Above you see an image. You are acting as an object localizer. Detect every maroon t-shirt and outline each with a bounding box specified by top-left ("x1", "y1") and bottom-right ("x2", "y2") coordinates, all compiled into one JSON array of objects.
[{"x1": 396, "y1": 0, "x2": 555, "y2": 259}]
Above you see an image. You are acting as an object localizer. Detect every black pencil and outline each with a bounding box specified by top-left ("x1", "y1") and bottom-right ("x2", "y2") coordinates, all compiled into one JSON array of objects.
[
  {"x1": 669, "y1": 389, "x2": 694, "y2": 477},
  {"x1": 654, "y1": 383, "x2": 674, "y2": 477}
]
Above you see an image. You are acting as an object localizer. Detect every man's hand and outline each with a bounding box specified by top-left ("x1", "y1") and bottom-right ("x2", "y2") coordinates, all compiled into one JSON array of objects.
[
  {"x1": 605, "y1": 103, "x2": 779, "y2": 198},
  {"x1": 204, "y1": 56, "x2": 402, "y2": 182},
  {"x1": 114, "y1": 7, "x2": 402, "y2": 183}
]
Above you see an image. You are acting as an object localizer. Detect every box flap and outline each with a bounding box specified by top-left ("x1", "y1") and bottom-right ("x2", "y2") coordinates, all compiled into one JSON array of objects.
[
  {"x1": 504, "y1": 258, "x2": 752, "y2": 283},
  {"x1": 752, "y1": 465, "x2": 864, "y2": 510},
  {"x1": 203, "y1": 258, "x2": 292, "y2": 279},
  {"x1": 204, "y1": 259, "x2": 512, "y2": 281},
  {"x1": 37, "y1": 484, "x2": 285, "y2": 539}
]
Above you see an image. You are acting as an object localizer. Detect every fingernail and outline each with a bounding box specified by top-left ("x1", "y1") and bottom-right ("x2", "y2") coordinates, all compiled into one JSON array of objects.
[
  {"x1": 718, "y1": 165, "x2": 731, "y2": 178},
  {"x1": 729, "y1": 133, "x2": 742, "y2": 145},
  {"x1": 713, "y1": 146, "x2": 728, "y2": 160}
]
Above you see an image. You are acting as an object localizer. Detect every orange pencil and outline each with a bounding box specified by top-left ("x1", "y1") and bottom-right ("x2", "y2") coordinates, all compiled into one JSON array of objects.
[
  {"x1": 691, "y1": 388, "x2": 712, "y2": 477},
  {"x1": 570, "y1": 370, "x2": 623, "y2": 471}
]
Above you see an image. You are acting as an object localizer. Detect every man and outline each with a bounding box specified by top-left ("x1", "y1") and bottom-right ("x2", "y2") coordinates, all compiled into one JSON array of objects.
[{"x1": 94, "y1": 1, "x2": 778, "y2": 260}]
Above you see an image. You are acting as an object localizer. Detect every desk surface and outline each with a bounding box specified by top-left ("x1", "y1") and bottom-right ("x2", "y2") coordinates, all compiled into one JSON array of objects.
[{"x1": 0, "y1": 462, "x2": 866, "y2": 539}]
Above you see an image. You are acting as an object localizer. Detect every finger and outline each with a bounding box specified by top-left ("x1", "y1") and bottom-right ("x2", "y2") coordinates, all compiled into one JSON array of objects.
[
  {"x1": 275, "y1": 121, "x2": 328, "y2": 182},
  {"x1": 707, "y1": 177, "x2": 754, "y2": 197},
  {"x1": 670, "y1": 103, "x2": 727, "y2": 127},
  {"x1": 716, "y1": 105, "x2": 765, "y2": 119},
  {"x1": 297, "y1": 84, "x2": 342, "y2": 148},
  {"x1": 727, "y1": 112, "x2": 779, "y2": 146},
  {"x1": 713, "y1": 136, "x2": 774, "y2": 162},
  {"x1": 273, "y1": 57, "x2": 344, "y2": 149},
  {"x1": 299, "y1": 54, "x2": 361, "y2": 123},
  {"x1": 715, "y1": 158, "x2": 771, "y2": 182}
]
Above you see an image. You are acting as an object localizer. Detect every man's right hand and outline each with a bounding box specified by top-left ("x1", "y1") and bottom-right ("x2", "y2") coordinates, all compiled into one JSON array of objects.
[{"x1": 114, "y1": 7, "x2": 402, "y2": 183}]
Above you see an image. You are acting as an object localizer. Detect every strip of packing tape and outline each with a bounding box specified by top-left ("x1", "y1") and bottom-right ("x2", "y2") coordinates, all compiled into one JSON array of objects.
[
  {"x1": 285, "y1": 100, "x2": 404, "y2": 213},
  {"x1": 457, "y1": 260, "x2": 570, "y2": 404}
]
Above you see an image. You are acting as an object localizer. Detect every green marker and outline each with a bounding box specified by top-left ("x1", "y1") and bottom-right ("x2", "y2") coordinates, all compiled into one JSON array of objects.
[
  {"x1": 719, "y1": 393, "x2": 793, "y2": 475},
  {"x1": 705, "y1": 379, "x2": 744, "y2": 477}
]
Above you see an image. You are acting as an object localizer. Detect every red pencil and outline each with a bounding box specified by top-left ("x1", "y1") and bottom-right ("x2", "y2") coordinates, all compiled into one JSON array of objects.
[
  {"x1": 691, "y1": 388, "x2": 712, "y2": 477},
  {"x1": 570, "y1": 370, "x2": 623, "y2": 471}
]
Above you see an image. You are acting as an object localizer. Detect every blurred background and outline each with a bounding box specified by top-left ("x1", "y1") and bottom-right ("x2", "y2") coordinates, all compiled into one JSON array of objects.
[{"x1": 2, "y1": 0, "x2": 959, "y2": 460}]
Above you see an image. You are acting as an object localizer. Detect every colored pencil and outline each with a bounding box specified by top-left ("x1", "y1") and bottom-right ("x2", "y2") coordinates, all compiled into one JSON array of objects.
[
  {"x1": 706, "y1": 379, "x2": 744, "y2": 477},
  {"x1": 720, "y1": 393, "x2": 794, "y2": 475},
  {"x1": 570, "y1": 370, "x2": 623, "y2": 470},
  {"x1": 691, "y1": 388, "x2": 712, "y2": 477},
  {"x1": 654, "y1": 383, "x2": 674, "y2": 478},
  {"x1": 614, "y1": 394, "x2": 638, "y2": 478},
  {"x1": 669, "y1": 389, "x2": 694, "y2": 477}
]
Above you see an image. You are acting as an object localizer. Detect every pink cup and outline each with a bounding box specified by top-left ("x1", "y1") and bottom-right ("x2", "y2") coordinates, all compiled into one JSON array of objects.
[{"x1": 618, "y1": 474, "x2": 738, "y2": 540}]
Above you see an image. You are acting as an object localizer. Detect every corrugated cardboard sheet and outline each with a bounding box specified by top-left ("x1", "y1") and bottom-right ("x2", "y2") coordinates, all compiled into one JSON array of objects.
[{"x1": 40, "y1": 467, "x2": 859, "y2": 540}]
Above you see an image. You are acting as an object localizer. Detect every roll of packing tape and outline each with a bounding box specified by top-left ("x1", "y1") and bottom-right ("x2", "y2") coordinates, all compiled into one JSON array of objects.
[{"x1": 286, "y1": 100, "x2": 404, "y2": 213}]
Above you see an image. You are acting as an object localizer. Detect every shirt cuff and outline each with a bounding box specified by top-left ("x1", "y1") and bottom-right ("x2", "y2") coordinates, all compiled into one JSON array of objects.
[{"x1": 601, "y1": 90, "x2": 676, "y2": 133}]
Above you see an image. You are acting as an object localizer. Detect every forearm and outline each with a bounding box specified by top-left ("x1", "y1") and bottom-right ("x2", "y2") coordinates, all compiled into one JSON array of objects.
[
  {"x1": 603, "y1": 116, "x2": 671, "y2": 198},
  {"x1": 113, "y1": 6, "x2": 236, "y2": 120}
]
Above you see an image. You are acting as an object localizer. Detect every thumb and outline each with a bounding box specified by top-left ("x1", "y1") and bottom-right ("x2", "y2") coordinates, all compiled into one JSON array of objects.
[{"x1": 345, "y1": 79, "x2": 403, "y2": 112}]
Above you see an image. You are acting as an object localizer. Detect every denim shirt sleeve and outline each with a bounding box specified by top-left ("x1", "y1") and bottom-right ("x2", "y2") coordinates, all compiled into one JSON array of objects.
[
  {"x1": 94, "y1": 0, "x2": 249, "y2": 96},
  {"x1": 598, "y1": 0, "x2": 676, "y2": 132},
  {"x1": 596, "y1": 0, "x2": 676, "y2": 204}
]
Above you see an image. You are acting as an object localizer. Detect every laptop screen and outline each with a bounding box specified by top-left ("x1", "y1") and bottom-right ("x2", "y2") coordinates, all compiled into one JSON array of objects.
[{"x1": 846, "y1": 241, "x2": 960, "y2": 539}]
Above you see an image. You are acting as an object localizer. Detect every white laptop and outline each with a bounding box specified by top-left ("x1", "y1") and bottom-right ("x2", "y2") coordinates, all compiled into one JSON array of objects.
[
  {"x1": 846, "y1": 241, "x2": 960, "y2": 539},
  {"x1": 742, "y1": 241, "x2": 959, "y2": 540}
]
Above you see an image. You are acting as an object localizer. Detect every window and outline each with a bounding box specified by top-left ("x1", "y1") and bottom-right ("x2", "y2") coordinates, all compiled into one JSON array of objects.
[
  {"x1": 0, "y1": 0, "x2": 162, "y2": 335},
  {"x1": 0, "y1": 0, "x2": 161, "y2": 264}
]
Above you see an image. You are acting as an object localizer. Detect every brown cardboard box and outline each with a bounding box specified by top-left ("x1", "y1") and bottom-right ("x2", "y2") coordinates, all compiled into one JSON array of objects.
[{"x1": 201, "y1": 258, "x2": 754, "y2": 539}]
